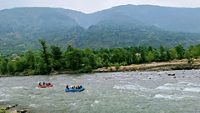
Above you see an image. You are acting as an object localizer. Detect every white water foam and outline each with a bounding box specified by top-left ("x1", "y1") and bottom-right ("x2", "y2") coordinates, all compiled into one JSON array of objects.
[
  {"x1": 156, "y1": 83, "x2": 184, "y2": 91},
  {"x1": 183, "y1": 88, "x2": 200, "y2": 92},
  {"x1": 0, "y1": 93, "x2": 10, "y2": 98},
  {"x1": 69, "y1": 103, "x2": 76, "y2": 106},
  {"x1": 0, "y1": 99, "x2": 9, "y2": 102},
  {"x1": 154, "y1": 94, "x2": 192, "y2": 100},
  {"x1": 164, "y1": 83, "x2": 174, "y2": 86},
  {"x1": 178, "y1": 81, "x2": 190, "y2": 84},
  {"x1": 0, "y1": 93, "x2": 6, "y2": 97},
  {"x1": 90, "y1": 100, "x2": 100, "y2": 107},
  {"x1": 29, "y1": 104, "x2": 39, "y2": 108},
  {"x1": 187, "y1": 83, "x2": 200, "y2": 87},
  {"x1": 94, "y1": 100, "x2": 99, "y2": 104},
  {"x1": 113, "y1": 84, "x2": 147, "y2": 91},
  {"x1": 91, "y1": 104, "x2": 94, "y2": 107},
  {"x1": 11, "y1": 86, "x2": 27, "y2": 89},
  {"x1": 156, "y1": 85, "x2": 182, "y2": 91}
]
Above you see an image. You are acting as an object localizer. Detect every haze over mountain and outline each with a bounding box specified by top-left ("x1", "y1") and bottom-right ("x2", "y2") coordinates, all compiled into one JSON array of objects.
[
  {"x1": 70, "y1": 5, "x2": 200, "y2": 33},
  {"x1": 0, "y1": 5, "x2": 200, "y2": 54}
]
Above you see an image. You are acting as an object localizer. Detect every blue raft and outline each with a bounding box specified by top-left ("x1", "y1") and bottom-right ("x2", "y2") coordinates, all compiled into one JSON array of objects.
[{"x1": 65, "y1": 86, "x2": 85, "y2": 92}]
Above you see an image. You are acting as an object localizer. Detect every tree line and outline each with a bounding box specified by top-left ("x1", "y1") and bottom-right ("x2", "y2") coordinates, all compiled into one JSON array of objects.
[{"x1": 0, "y1": 40, "x2": 199, "y2": 75}]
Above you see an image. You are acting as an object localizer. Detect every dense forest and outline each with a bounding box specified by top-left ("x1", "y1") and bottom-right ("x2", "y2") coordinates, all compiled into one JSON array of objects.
[
  {"x1": 0, "y1": 40, "x2": 199, "y2": 76},
  {"x1": 1, "y1": 7, "x2": 200, "y2": 54}
]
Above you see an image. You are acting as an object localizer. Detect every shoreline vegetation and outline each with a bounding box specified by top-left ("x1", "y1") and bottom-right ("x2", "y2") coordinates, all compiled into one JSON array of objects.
[{"x1": 0, "y1": 39, "x2": 200, "y2": 76}]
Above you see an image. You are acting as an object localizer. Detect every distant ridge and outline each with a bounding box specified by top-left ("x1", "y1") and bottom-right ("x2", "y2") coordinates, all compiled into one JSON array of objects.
[{"x1": 0, "y1": 5, "x2": 200, "y2": 54}]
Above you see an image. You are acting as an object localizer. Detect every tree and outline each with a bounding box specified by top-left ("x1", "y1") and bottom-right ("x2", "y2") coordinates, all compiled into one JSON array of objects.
[
  {"x1": 140, "y1": 51, "x2": 147, "y2": 63},
  {"x1": 66, "y1": 45, "x2": 74, "y2": 52},
  {"x1": 159, "y1": 45, "x2": 168, "y2": 61},
  {"x1": 66, "y1": 49, "x2": 83, "y2": 70},
  {"x1": 51, "y1": 45, "x2": 62, "y2": 60},
  {"x1": 39, "y1": 39, "x2": 51, "y2": 74},
  {"x1": 50, "y1": 45, "x2": 63, "y2": 70},
  {"x1": 0, "y1": 58, "x2": 8, "y2": 75},
  {"x1": 175, "y1": 44, "x2": 185, "y2": 59},
  {"x1": 15, "y1": 57, "x2": 27, "y2": 72},
  {"x1": 169, "y1": 48, "x2": 178, "y2": 60},
  {"x1": 24, "y1": 50, "x2": 35, "y2": 70},
  {"x1": 7, "y1": 61, "x2": 15, "y2": 75},
  {"x1": 83, "y1": 49, "x2": 97, "y2": 68},
  {"x1": 145, "y1": 51, "x2": 155, "y2": 63}
]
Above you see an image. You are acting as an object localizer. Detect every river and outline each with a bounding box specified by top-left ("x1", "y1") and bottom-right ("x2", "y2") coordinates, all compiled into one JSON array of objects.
[{"x1": 1, "y1": 70, "x2": 200, "y2": 113}]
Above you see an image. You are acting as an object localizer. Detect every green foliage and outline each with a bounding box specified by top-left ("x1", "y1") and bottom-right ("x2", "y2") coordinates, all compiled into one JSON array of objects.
[
  {"x1": 1, "y1": 40, "x2": 200, "y2": 76},
  {"x1": 0, "y1": 58, "x2": 8, "y2": 75},
  {"x1": 7, "y1": 61, "x2": 15, "y2": 75},
  {"x1": 39, "y1": 39, "x2": 51, "y2": 74},
  {"x1": 146, "y1": 51, "x2": 155, "y2": 63},
  {"x1": 14, "y1": 57, "x2": 28, "y2": 72},
  {"x1": 114, "y1": 63, "x2": 121, "y2": 71},
  {"x1": 187, "y1": 58, "x2": 194, "y2": 64},
  {"x1": 175, "y1": 44, "x2": 185, "y2": 59},
  {"x1": 24, "y1": 50, "x2": 35, "y2": 70},
  {"x1": 169, "y1": 48, "x2": 178, "y2": 60},
  {"x1": 2, "y1": 7, "x2": 200, "y2": 55},
  {"x1": 65, "y1": 48, "x2": 83, "y2": 70},
  {"x1": 51, "y1": 45, "x2": 62, "y2": 60},
  {"x1": 50, "y1": 45, "x2": 63, "y2": 70}
]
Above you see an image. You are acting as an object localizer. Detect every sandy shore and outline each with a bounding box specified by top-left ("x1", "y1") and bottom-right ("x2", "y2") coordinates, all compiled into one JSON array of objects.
[{"x1": 94, "y1": 59, "x2": 200, "y2": 72}]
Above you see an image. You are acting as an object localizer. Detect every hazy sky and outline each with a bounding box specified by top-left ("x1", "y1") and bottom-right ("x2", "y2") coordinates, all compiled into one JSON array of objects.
[{"x1": 0, "y1": 0, "x2": 200, "y2": 13}]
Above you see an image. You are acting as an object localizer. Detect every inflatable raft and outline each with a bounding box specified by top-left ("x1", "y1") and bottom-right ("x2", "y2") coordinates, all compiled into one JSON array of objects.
[
  {"x1": 37, "y1": 84, "x2": 53, "y2": 88},
  {"x1": 65, "y1": 86, "x2": 85, "y2": 92}
]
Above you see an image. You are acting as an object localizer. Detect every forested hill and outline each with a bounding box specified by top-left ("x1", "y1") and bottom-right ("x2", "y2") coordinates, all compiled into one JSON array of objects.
[
  {"x1": 84, "y1": 5, "x2": 200, "y2": 33},
  {"x1": 1, "y1": 5, "x2": 200, "y2": 54}
]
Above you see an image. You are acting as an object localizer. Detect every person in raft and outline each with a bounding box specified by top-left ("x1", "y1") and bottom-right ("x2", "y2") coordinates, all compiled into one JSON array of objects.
[
  {"x1": 46, "y1": 82, "x2": 52, "y2": 86},
  {"x1": 66, "y1": 85, "x2": 69, "y2": 89},
  {"x1": 38, "y1": 82, "x2": 42, "y2": 86},
  {"x1": 66, "y1": 85, "x2": 82, "y2": 89}
]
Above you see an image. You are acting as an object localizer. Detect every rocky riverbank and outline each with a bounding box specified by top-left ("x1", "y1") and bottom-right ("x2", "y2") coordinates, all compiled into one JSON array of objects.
[
  {"x1": 1, "y1": 59, "x2": 200, "y2": 77},
  {"x1": 0, "y1": 104, "x2": 29, "y2": 113},
  {"x1": 94, "y1": 59, "x2": 200, "y2": 72}
]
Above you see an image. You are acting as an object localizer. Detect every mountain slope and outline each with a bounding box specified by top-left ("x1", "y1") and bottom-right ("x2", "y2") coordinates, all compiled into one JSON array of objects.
[
  {"x1": 0, "y1": 6, "x2": 200, "y2": 54},
  {"x1": 77, "y1": 19, "x2": 200, "y2": 48},
  {"x1": 71, "y1": 5, "x2": 200, "y2": 33},
  {"x1": 0, "y1": 7, "x2": 84, "y2": 53}
]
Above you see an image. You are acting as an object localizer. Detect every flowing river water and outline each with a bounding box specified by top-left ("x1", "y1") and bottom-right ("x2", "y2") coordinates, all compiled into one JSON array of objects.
[{"x1": 1, "y1": 70, "x2": 200, "y2": 113}]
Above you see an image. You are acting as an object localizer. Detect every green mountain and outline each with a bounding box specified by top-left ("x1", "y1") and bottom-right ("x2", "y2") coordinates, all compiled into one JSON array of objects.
[
  {"x1": 74, "y1": 5, "x2": 200, "y2": 33},
  {"x1": 0, "y1": 7, "x2": 83, "y2": 53},
  {"x1": 77, "y1": 19, "x2": 200, "y2": 48},
  {"x1": 0, "y1": 6, "x2": 200, "y2": 54}
]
